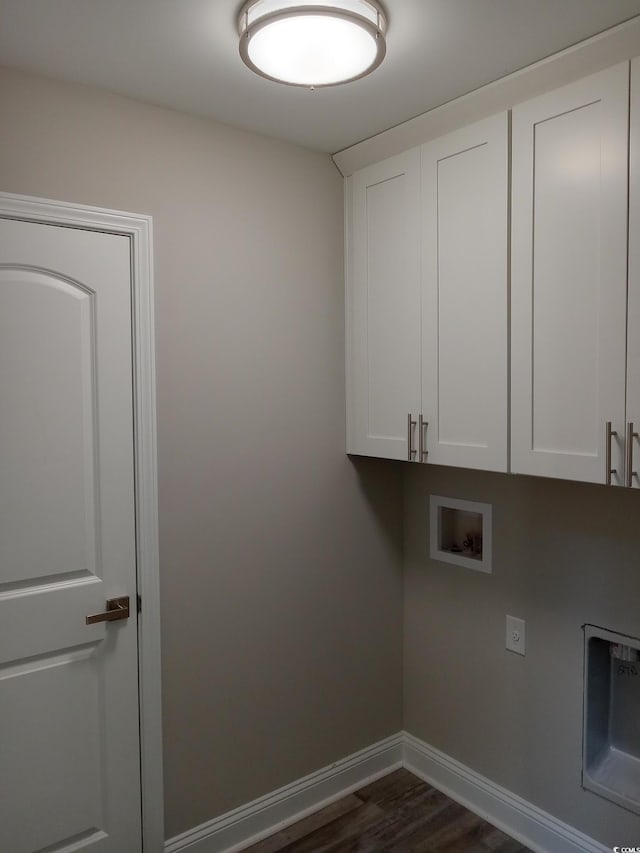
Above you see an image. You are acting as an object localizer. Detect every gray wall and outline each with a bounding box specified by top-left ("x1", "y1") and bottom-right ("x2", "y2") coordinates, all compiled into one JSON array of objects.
[
  {"x1": 404, "y1": 464, "x2": 640, "y2": 846},
  {"x1": 0, "y1": 66, "x2": 404, "y2": 839}
]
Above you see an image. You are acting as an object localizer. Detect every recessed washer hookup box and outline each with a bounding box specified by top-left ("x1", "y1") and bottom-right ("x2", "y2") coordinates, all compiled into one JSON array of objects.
[
  {"x1": 429, "y1": 495, "x2": 492, "y2": 574},
  {"x1": 583, "y1": 624, "x2": 640, "y2": 815}
]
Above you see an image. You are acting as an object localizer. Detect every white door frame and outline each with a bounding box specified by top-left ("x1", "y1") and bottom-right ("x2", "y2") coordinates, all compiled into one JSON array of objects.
[{"x1": 0, "y1": 191, "x2": 164, "y2": 852}]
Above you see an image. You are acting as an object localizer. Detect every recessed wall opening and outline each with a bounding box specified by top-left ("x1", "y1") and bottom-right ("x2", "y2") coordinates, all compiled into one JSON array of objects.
[
  {"x1": 429, "y1": 495, "x2": 492, "y2": 573},
  {"x1": 583, "y1": 624, "x2": 640, "y2": 815}
]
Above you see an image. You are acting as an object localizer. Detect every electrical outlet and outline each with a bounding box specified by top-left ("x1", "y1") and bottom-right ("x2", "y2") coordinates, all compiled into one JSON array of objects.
[{"x1": 506, "y1": 615, "x2": 526, "y2": 655}]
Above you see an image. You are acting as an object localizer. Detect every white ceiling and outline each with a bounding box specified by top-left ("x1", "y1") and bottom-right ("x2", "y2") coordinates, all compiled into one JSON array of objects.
[{"x1": 2, "y1": 0, "x2": 640, "y2": 154}]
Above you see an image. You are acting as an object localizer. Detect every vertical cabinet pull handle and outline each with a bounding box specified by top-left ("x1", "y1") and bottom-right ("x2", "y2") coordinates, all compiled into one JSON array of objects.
[
  {"x1": 407, "y1": 413, "x2": 417, "y2": 461},
  {"x1": 606, "y1": 421, "x2": 618, "y2": 486},
  {"x1": 626, "y1": 422, "x2": 638, "y2": 487},
  {"x1": 419, "y1": 415, "x2": 428, "y2": 462}
]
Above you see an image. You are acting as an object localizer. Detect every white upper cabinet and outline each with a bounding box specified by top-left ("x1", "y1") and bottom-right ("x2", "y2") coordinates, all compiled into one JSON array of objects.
[
  {"x1": 346, "y1": 149, "x2": 421, "y2": 459},
  {"x1": 511, "y1": 64, "x2": 629, "y2": 485},
  {"x1": 345, "y1": 117, "x2": 508, "y2": 467},
  {"x1": 627, "y1": 58, "x2": 640, "y2": 488},
  {"x1": 421, "y1": 113, "x2": 508, "y2": 472},
  {"x1": 346, "y1": 58, "x2": 640, "y2": 486}
]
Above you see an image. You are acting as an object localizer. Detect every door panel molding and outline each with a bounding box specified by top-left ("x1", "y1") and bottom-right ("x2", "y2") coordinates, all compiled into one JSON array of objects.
[
  {"x1": 0, "y1": 264, "x2": 101, "y2": 585},
  {"x1": 0, "y1": 191, "x2": 163, "y2": 851}
]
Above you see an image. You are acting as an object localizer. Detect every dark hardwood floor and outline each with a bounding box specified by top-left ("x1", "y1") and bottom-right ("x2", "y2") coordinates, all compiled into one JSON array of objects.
[{"x1": 241, "y1": 768, "x2": 532, "y2": 852}]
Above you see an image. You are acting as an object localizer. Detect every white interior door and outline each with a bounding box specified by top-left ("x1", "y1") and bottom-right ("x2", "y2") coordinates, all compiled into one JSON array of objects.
[
  {"x1": 0, "y1": 218, "x2": 142, "y2": 852},
  {"x1": 421, "y1": 112, "x2": 508, "y2": 472},
  {"x1": 511, "y1": 63, "x2": 629, "y2": 484}
]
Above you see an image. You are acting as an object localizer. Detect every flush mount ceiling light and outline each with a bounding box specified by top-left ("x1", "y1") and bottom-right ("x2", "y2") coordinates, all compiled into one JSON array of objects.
[{"x1": 237, "y1": 0, "x2": 387, "y2": 88}]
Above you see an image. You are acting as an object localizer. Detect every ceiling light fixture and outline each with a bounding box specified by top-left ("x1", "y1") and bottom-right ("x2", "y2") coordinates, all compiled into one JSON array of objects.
[{"x1": 237, "y1": 0, "x2": 387, "y2": 88}]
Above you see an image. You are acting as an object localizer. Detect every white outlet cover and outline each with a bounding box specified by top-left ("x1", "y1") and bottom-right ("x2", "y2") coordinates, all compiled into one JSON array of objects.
[{"x1": 506, "y1": 615, "x2": 526, "y2": 655}]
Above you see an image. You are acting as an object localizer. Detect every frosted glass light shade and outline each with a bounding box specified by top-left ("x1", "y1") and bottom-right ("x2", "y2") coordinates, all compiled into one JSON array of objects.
[{"x1": 238, "y1": 0, "x2": 387, "y2": 87}]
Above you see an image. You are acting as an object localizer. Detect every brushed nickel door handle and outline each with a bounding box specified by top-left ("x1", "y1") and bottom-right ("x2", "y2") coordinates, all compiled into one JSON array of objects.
[{"x1": 86, "y1": 596, "x2": 130, "y2": 625}]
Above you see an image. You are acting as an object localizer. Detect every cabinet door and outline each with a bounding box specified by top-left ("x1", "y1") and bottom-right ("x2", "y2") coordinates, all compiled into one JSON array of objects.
[
  {"x1": 511, "y1": 64, "x2": 629, "y2": 484},
  {"x1": 346, "y1": 149, "x2": 421, "y2": 459},
  {"x1": 421, "y1": 113, "x2": 508, "y2": 471},
  {"x1": 627, "y1": 58, "x2": 640, "y2": 488}
]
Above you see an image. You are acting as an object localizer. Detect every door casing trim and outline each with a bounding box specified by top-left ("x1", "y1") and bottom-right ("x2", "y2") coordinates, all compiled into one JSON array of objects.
[{"x1": 0, "y1": 191, "x2": 164, "y2": 852}]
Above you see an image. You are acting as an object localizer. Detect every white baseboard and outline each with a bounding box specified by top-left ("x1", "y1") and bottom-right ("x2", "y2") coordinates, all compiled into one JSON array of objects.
[
  {"x1": 164, "y1": 734, "x2": 404, "y2": 853},
  {"x1": 403, "y1": 732, "x2": 609, "y2": 853},
  {"x1": 165, "y1": 731, "x2": 609, "y2": 853}
]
